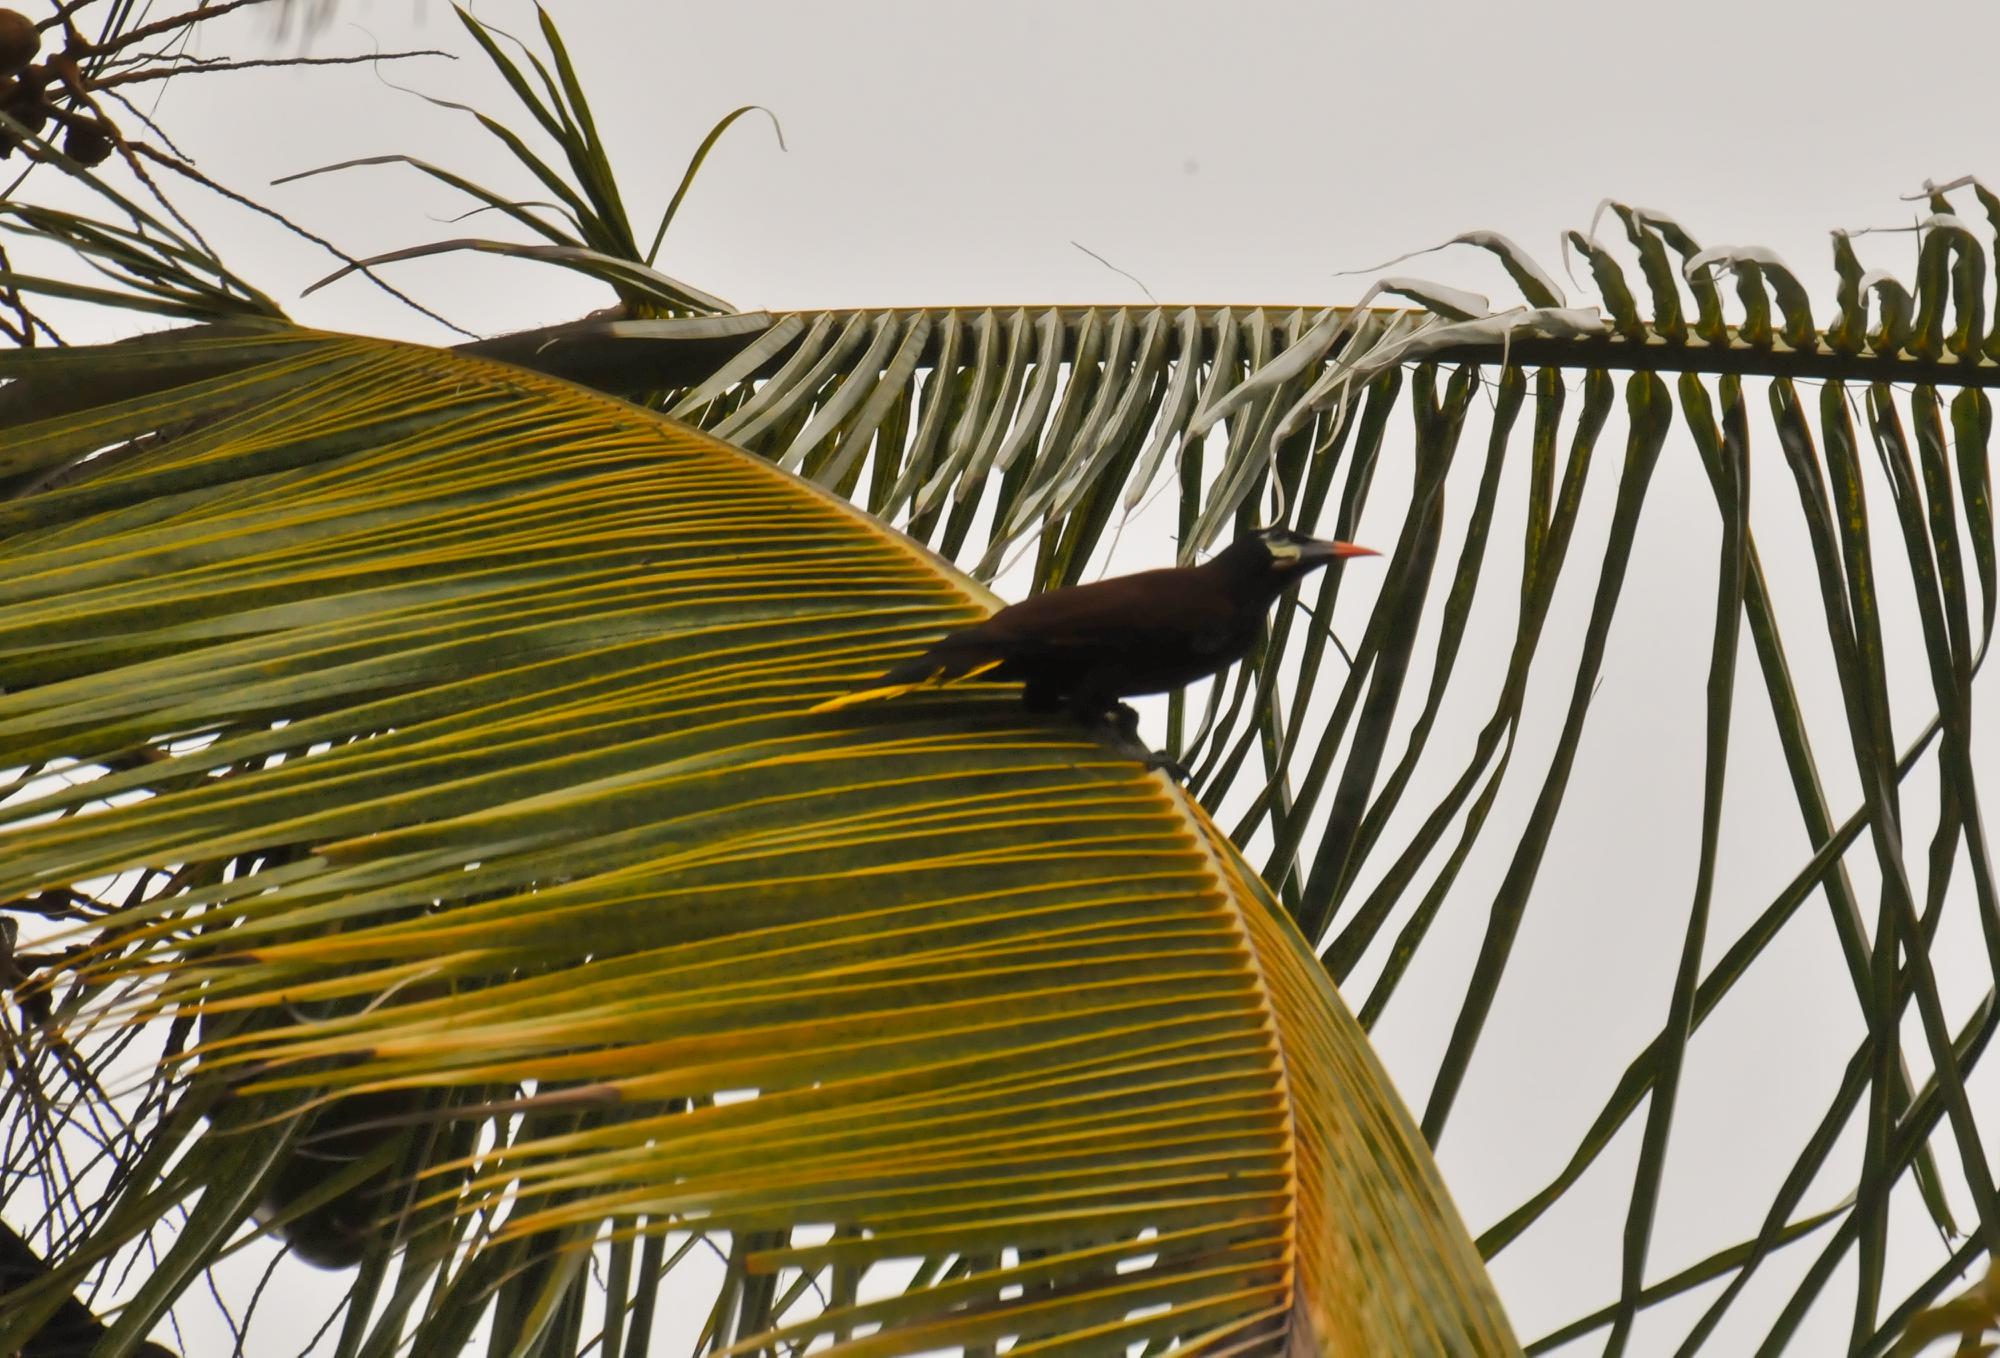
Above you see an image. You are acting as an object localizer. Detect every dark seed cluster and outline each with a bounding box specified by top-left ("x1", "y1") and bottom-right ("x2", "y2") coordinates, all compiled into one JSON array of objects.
[{"x1": 0, "y1": 8, "x2": 114, "y2": 166}]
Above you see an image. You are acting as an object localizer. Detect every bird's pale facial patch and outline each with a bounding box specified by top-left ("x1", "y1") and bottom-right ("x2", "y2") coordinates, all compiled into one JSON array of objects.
[{"x1": 1264, "y1": 537, "x2": 1304, "y2": 567}]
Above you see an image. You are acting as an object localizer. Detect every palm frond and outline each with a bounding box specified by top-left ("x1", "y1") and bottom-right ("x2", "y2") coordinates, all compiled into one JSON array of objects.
[
  {"x1": 458, "y1": 186, "x2": 2000, "y2": 1353},
  {"x1": 5, "y1": 3, "x2": 1999, "y2": 1342},
  {"x1": 281, "y1": 7, "x2": 779, "y2": 322},
  {"x1": 0, "y1": 330, "x2": 1511, "y2": 1355},
  {"x1": 0, "y1": 0, "x2": 460, "y2": 339}
]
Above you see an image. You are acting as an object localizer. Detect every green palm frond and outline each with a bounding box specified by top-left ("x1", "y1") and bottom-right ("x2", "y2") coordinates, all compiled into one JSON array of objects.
[
  {"x1": 0, "y1": 331, "x2": 1512, "y2": 1356},
  {"x1": 460, "y1": 188, "x2": 2000, "y2": 1354},
  {"x1": 276, "y1": 7, "x2": 779, "y2": 321},
  {"x1": 5, "y1": 4, "x2": 2000, "y2": 1349},
  {"x1": 0, "y1": 114, "x2": 282, "y2": 323}
]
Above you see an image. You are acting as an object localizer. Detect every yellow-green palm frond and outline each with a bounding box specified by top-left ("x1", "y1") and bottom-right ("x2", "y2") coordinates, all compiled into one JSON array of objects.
[{"x1": 0, "y1": 330, "x2": 1513, "y2": 1356}]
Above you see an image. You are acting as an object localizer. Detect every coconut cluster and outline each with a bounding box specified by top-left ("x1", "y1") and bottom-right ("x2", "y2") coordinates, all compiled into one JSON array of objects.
[
  {"x1": 0, "y1": 7, "x2": 114, "y2": 167},
  {"x1": 0, "y1": 8, "x2": 33, "y2": 74}
]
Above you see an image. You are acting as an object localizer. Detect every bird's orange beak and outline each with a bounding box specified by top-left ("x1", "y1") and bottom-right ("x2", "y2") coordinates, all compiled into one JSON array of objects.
[{"x1": 1300, "y1": 538, "x2": 1380, "y2": 563}]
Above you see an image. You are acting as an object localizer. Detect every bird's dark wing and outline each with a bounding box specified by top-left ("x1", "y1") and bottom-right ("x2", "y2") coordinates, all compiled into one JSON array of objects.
[
  {"x1": 975, "y1": 569, "x2": 1237, "y2": 656},
  {"x1": 808, "y1": 568, "x2": 1235, "y2": 714}
]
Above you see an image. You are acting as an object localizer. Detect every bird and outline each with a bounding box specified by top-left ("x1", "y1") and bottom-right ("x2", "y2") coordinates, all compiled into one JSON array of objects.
[{"x1": 813, "y1": 526, "x2": 1378, "y2": 732}]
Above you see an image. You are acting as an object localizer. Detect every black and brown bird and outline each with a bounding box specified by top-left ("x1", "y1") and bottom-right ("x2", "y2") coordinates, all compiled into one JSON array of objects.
[{"x1": 814, "y1": 526, "x2": 1377, "y2": 726}]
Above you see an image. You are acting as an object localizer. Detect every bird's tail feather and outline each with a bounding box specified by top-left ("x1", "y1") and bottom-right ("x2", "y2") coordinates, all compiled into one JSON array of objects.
[{"x1": 808, "y1": 656, "x2": 1004, "y2": 714}]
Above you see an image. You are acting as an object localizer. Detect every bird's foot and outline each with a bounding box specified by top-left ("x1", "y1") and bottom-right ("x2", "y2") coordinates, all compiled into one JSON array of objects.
[{"x1": 1084, "y1": 704, "x2": 1186, "y2": 782}]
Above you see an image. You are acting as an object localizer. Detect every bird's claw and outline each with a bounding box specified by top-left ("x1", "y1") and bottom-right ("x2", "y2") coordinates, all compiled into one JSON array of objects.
[{"x1": 1081, "y1": 704, "x2": 1184, "y2": 782}]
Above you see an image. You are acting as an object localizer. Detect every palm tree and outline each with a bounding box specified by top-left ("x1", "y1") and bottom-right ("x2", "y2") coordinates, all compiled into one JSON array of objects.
[{"x1": 0, "y1": 4, "x2": 1995, "y2": 1355}]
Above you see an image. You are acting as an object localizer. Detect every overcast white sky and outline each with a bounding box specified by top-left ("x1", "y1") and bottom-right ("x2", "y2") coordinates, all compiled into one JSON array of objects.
[{"x1": 29, "y1": 2, "x2": 2000, "y2": 1354}]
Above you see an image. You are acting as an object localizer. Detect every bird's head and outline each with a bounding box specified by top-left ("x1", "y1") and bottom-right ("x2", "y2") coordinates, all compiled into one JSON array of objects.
[
  {"x1": 1222, "y1": 525, "x2": 1379, "y2": 586},
  {"x1": 1205, "y1": 525, "x2": 1378, "y2": 604}
]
